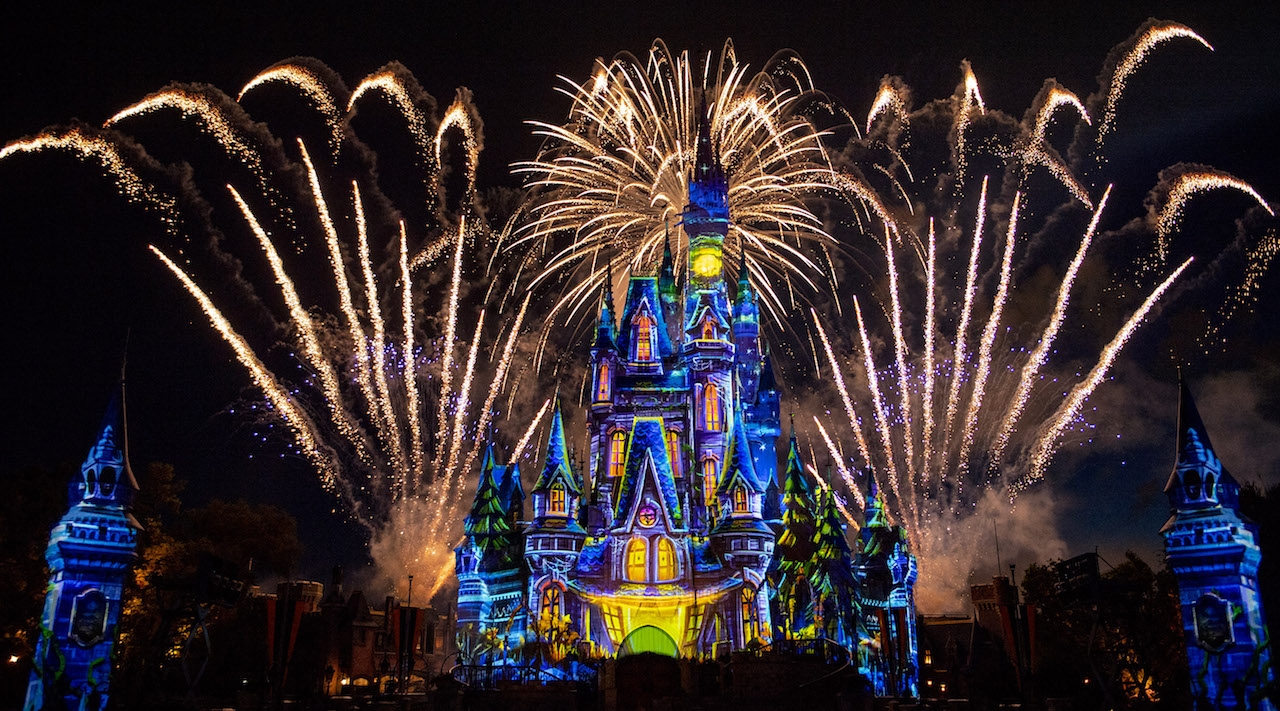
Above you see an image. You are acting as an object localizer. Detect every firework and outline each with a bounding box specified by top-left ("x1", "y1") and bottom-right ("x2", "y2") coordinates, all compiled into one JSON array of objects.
[
  {"x1": 1156, "y1": 171, "x2": 1273, "y2": 260},
  {"x1": 509, "y1": 40, "x2": 848, "y2": 336},
  {"x1": 1098, "y1": 23, "x2": 1213, "y2": 146},
  {"x1": 239, "y1": 63, "x2": 344, "y2": 155}
]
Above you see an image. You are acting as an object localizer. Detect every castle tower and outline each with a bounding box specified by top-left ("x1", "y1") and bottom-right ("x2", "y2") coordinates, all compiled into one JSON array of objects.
[
  {"x1": 1162, "y1": 379, "x2": 1274, "y2": 709},
  {"x1": 526, "y1": 403, "x2": 587, "y2": 628},
  {"x1": 25, "y1": 387, "x2": 140, "y2": 711},
  {"x1": 455, "y1": 443, "x2": 526, "y2": 642}
]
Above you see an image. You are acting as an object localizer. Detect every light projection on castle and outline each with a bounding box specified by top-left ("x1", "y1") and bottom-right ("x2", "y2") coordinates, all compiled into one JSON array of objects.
[
  {"x1": 455, "y1": 112, "x2": 918, "y2": 694},
  {"x1": 24, "y1": 388, "x2": 140, "y2": 711}
]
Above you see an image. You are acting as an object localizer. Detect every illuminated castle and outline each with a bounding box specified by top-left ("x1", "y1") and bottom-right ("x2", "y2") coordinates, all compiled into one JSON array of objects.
[
  {"x1": 1162, "y1": 379, "x2": 1274, "y2": 709},
  {"x1": 456, "y1": 108, "x2": 917, "y2": 687},
  {"x1": 25, "y1": 386, "x2": 140, "y2": 711}
]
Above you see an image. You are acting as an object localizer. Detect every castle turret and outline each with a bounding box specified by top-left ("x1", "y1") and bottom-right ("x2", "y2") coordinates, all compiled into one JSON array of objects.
[
  {"x1": 658, "y1": 223, "x2": 681, "y2": 343},
  {"x1": 733, "y1": 251, "x2": 761, "y2": 403},
  {"x1": 1162, "y1": 378, "x2": 1274, "y2": 709},
  {"x1": 683, "y1": 96, "x2": 732, "y2": 336},
  {"x1": 26, "y1": 385, "x2": 140, "y2": 711}
]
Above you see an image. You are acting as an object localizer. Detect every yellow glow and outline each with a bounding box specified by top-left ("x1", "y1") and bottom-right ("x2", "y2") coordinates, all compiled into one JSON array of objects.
[{"x1": 692, "y1": 251, "x2": 722, "y2": 278}]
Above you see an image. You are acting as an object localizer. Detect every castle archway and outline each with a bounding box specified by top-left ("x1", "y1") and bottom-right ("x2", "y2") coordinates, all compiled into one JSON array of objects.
[{"x1": 618, "y1": 625, "x2": 679, "y2": 657}]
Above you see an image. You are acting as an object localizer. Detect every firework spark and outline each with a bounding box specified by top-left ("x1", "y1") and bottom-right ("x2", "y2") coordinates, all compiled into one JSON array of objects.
[
  {"x1": 509, "y1": 40, "x2": 849, "y2": 340},
  {"x1": 240, "y1": 63, "x2": 344, "y2": 155},
  {"x1": 1156, "y1": 171, "x2": 1273, "y2": 260},
  {"x1": 1098, "y1": 23, "x2": 1213, "y2": 145}
]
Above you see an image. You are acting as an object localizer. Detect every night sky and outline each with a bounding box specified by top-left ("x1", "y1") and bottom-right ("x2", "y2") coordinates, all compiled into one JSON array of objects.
[{"x1": 2, "y1": 2, "x2": 1278, "y2": 609}]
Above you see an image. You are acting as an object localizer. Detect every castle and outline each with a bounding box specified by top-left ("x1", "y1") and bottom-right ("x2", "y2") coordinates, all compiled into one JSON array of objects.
[
  {"x1": 25, "y1": 387, "x2": 140, "y2": 711},
  {"x1": 455, "y1": 108, "x2": 919, "y2": 695}
]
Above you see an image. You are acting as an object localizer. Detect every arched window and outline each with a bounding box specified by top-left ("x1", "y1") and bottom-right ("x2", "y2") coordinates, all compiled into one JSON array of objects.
[
  {"x1": 732, "y1": 485, "x2": 748, "y2": 514},
  {"x1": 635, "y1": 316, "x2": 653, "y2": 362},
  {"x1": 666, "y1": 429, "x2": 681, "y2": 478},
  {"x1": 625, "y1": 537, "x2": 648, "y2": 582},
  {"x1": 609, "y1": 431, "x2": 627, "y2": 478},
  {"x1": 596, "y1": 361, "x2": 611, "y2": 401},
  {"x1": 657, "y1": 537, "x2": 676, "y2": 581},
  {"x1": 741, "y1": 586, "x2": 759, "y2": 642},
  {"x1": 701, "y1": 318, "x2": 715, "y2": 340},
  {"x1": 541, "y1": 585, "x2": 562, "y2": 619},
  {"x1": 703, "y1": 383, "x2": 721, "y2": 431},
  {"x1": 702, "y1": 459, "x2": 717, "y2": 506},
  {"x1": 549, "y1": 483, "x2": 566, "y2": 515}
]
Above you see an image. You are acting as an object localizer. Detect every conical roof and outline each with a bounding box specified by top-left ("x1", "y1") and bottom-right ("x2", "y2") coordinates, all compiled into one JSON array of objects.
[
  {"x1": 534, "y1": 402, "x2": 580, "y2": 494},
  {"x1": 79, "y1": 384, "x2": 139, "y2": 507}
]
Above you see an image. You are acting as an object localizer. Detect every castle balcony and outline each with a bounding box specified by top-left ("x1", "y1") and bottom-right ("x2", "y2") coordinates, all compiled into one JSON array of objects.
[{"x1": 682, "y1": 338, "x2": 735, "y2": 371}]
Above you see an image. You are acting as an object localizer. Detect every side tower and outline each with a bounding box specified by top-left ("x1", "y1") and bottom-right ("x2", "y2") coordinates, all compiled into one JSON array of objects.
[
  {"x1": 455, "y1": 444, "x2": 527, "y2": 647},
  {"x1": 1162, "y1": 379, "x2": 1274, "y2": 710},
  {"x1": 526, "y1": 404, "x2": 587, "y2": 636},
  {"x1": 854, "y1": 479, "x2": 919, "y2": 698},
  {"x1": 25, "y1": 388, "x2": 140, "y2": 711}
]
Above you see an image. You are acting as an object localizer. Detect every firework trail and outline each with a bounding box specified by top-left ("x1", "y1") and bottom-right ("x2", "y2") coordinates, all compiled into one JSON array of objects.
[
  {"x1": 509, "y1": 40, "x2": 851, "y2": 341},
  {"x1": 867, "y1": 81, "x2": 909, "y2": 135},
  {"x1": 1023, "y1": 258, "x2": 1194, "y2": 488},
  {"x1": 1156, "y1": 171, "x2": 1273, "y2": 260},
  {"x1": 1098, "y1": 23, "x2": 1213, "y2": 146},
  {"x1": 0, "y1": 127, "x2": 178, "y2": 227},
  {"x1": 3, "y1": 60, "x2": 542, "y2": 598}
]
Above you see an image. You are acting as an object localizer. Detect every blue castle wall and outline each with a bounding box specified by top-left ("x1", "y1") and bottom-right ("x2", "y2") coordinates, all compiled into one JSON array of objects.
[
  {"x1": 25, "y1": 389, "x2": 140, "y2": 711},
  {"x1": 1162, "y1": 379, "x2": 1274, "y2": 710}
]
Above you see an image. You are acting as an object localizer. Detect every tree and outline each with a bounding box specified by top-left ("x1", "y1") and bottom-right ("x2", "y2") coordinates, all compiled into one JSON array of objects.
[
  {"x1": 1022, "y1": 551, "x2": 1189, "y2": 709},
  {"x1": 808, "y1": 488, "x2": 856, "y2": 639},
  {"x1": 770, "y1": 435, "x2": 816, "y2": 636},
  {"x1": 113, "y1": 463, "x2": 303, "y2": 705},
  {"x1": 464, "y1": 464, "x2": 513, "y2": 567},
  {"x1": 0, "y1": 463, "x2": 72, "y2": 702}
]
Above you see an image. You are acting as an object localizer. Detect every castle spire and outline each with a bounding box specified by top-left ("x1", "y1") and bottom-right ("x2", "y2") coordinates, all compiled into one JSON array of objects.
[{"x1": 77, "y1": 381, "x2": 139, "y2": 507}]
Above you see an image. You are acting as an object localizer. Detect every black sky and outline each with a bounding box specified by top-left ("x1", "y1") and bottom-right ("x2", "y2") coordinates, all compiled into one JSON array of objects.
[{"x1": 2, "y1": 1, "x2": 1278, "y2": 591}]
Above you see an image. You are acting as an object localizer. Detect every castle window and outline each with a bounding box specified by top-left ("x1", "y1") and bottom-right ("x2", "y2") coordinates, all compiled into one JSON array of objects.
[
  {"x1": 602, "y1": 607, "x2": 624, "y2": 643},
  {"x1": 732, "y1": 485, "x2": 748, "y2": 514},
  {"x1": 549, "y1": 483, "x2": 566, "y2": 515},
  {"x1": 657, "y1": 537, "x2": 676, "y2": 581},
  {"x1": 596, "y1": 361, "x2": 611, "y2": 401},
  {"x1": 702, "y1": 459, "x2": 717, "y2": 506},
  {"x1": 666, "y1": 429, "x2": 681, "y2": 477},
  {"x1": 741, "y1": 586, "x2": 759, "y2": 642},
  {"x1": 635, "y1": 316, "x2": 653, "y2": 363},
  {"x1": 703, "y1": 383, "x2": 721, "y2": 431},
  {"x1": 609, "y1": 431, "x2": 627, "y2": 478},
  {"x1": 701, "y1": 318, "x2": 716, "y2": 340},
  {"x1": 684, "y1": 606, "x2": 705, "y2": 648},
  {"x1": 625, "y1": 537, "x2": 648, "y2": 582},
  {"x1": 540, "y1": 585, "x2": 562, "y2": 619}
]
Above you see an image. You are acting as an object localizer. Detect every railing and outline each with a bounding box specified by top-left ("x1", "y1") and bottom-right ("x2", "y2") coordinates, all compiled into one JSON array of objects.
[{"x1": 450, "y1": 660, "x2": 598, "y2": 689}]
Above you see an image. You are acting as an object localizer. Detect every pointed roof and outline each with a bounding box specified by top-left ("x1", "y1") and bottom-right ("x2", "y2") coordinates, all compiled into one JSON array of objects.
[
  {"x1": 734, "y1": 250, "x2": 754, "y2": 305},
  {"x1": 612, "y1": 418, "x2": 684, "y2": 527},
  {"x1": 718, "y1": 407, "x2": 763, "y2": 496},
  {"x1": 1165, "y1": 376, "x2": 1238, "y2": 506},
  {"x1": 758, "y1": 353, "x2": 778, "y2": 393},
  {"x1": 659, "y1": 225, "x2": 676, "y2": 292},
  {"x1": 79, "y1": 384, "x2": 139, "y2": 507},
  {"x1": 497, "y1": 463, "x2": 524, "y2": 512},
  {"x1": 616, "y1": 277, "x2": 675, "y2": 359},
  {"x1": 1178, "y1": 376, "x2": 1213, "y2": 450},
  {"x1": 594, "y1": 285, "x2": 617, "y2": 351},
  {"x1": 533, "y1": 403, "x2": 581, "y2": 495}
]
